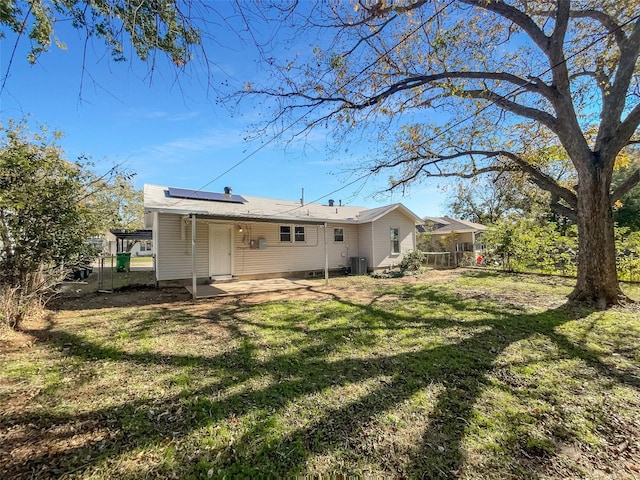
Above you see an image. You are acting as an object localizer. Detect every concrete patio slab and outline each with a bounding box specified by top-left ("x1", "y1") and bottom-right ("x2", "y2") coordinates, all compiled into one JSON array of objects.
[{"x1": 185, "y1": 278, "x2": 319, "y2": 299}]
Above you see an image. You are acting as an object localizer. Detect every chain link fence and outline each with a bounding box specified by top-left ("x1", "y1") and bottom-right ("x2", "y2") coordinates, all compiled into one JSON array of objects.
[{"x1": 97, "y1": 254, "x2": 156, "y2": 293}]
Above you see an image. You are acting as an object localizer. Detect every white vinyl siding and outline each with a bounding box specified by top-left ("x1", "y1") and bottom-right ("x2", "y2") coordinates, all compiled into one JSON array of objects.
[
  {"x1": 155, "y1": 214, "x2": 209, "y2": 281},
  {"x1": 233, "y1": 222, "x2": 359, "y2": 277},
  {"x1": 368, "y1": 210, "x2": 416, "y2": 269},
  {"x1": 357, "y1": 223, "x2": 374, "y2": 266},
  {"x1": 154, "y1": 211, "x2": 416, "y2": 280}
]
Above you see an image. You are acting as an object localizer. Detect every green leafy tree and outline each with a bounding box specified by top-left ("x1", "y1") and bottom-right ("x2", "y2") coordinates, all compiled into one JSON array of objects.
[
  {"x1": 88, "y1": 170, "x2": 144, "y2": 230},
  {"x1": 0, "y1": 122, "x2": 120, "y2": 327},
  {"x1": 242, "y1": 1, "x2": 640, "y2": 307},
  {"x1": 0, "y1": 0, "x2": 201, "y2": 66},
  {"x1": 84, "y1": 170, "x2": 144, "y2": 252},
  {"x1": 616, "y1": 230, "x2": 640, "y2": 281},
  {"x1": 446, "y1": 172, "x2": 551, "y2": 225},
  {"x1": 416, "y1": 231, "x2": 432, "y2": 251},
  {"x1": 446, "y1": 149, "x2": 576, "y2": 224},
  {"x1": 613, "y1": 156, "x2": 640, "y2": 231},
  {"x1": 484, "y1": 218, "x2": 578, "y2": 275}
]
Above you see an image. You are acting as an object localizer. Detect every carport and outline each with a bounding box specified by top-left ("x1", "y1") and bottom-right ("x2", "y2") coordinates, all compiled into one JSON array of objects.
[{"x1": 110, "y1": 229, "x2": 153, "y2": 252}]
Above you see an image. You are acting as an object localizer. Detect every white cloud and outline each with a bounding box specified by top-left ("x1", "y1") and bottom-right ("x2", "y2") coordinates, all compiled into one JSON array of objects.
[
  {"x1": 118, "y1": 108, "x2": 200, "y2": 122},
  {"x1": 132, "y1": 128, "x2": 246, "y2": 164}
]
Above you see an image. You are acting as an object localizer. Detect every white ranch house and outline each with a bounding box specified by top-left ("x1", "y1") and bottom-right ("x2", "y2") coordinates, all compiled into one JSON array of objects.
[{"x1": 144, "y1": 184, "x2": 422, "y2": 287}]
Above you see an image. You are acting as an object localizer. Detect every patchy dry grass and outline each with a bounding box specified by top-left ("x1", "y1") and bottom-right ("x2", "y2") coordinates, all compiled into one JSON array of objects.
[{"x1": 1, "y1": 271, "x2": 639, "y2": 479}]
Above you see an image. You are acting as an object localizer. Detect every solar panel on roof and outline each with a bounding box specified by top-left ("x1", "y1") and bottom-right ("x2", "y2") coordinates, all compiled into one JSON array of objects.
[{"x1": 167, "y1": 187, "x2": 246, "y2": 204}]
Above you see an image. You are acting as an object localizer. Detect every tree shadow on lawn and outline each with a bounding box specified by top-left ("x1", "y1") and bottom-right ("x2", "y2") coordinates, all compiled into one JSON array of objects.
[{"x1": 3, "y1": 287, "x2": 637, "y2": 479}]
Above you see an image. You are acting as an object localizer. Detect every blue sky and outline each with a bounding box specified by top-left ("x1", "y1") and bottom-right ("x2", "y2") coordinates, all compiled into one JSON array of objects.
[{"x1": 0, "y1": 6, "x2": 448, "y2": 217}]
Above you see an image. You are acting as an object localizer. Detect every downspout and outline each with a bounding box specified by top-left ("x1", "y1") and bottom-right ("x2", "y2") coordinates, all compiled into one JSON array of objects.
[
  {"x1": 324, "y1": 223, "x2": 329, "y2": 285},
  {"x1": 191, "y1": 214, "x2": 197, "y2": 301},
  {"x1": 371, "y1": 222, "x2": 375, "y2": 273}
]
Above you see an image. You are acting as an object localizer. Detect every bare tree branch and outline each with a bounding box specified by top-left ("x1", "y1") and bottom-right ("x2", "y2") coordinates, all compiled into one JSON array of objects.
[
  {"x1": 570, "y1": 9, "x2": 626, "y2": 47},
  {"x1": 462, "y1": 0, "x2": 549, "y2": 53},
  {"x1": 553, "y1": 0, "x2": 571, "y2": 47},
  {"x1": 611, "y1": 168, "x2": 640, "y2": 203},
  {"x1": 355, "y1": 71, "x2": 556, "y2": 108},
  {"x1": 597, "y1": 16, "x2": 640, "y2": 153},
  {"x1": 462, "y1": 88, "x2": 558, "y2": 132},
  {"x1": 550, "y1": 195, "x2": 577, "y2": 221},
  {"x1": 606, "y1": 100, "x2": 640, "y2": 159}
]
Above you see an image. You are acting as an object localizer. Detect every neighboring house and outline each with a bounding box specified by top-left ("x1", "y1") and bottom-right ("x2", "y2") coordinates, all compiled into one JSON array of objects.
[
  {"x1": 88, "y1": 230, "x2": 153, "y2": 256},
  {"x1": 87, "y1": 231, "x2": 116, "y2": 254},
  {"x1": 143, "y1": 184, "x2": 422, "y2": 285},
  {"x1": 418, "y1": 216, "x2": 487, "y2": 253}
]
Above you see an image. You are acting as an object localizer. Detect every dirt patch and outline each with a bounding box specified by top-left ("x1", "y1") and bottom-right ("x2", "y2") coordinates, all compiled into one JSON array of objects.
[
  {"x1": 4, "y1": 269, "x2": 553, "y2": 353},
  {"x1": 51, "y1": 270, "x2": 463, "y2": 311},
  {"x1": 0, "y1": 326, "x2": 35, "y2": 354}
]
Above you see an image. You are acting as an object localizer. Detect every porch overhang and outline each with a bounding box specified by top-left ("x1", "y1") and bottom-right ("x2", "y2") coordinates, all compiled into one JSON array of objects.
[
  {"x1": 191, "y1": 214, "x2": 328, "y2": 226},
  {"x1": 181, "y1": 212, "x2": 330, "y2": 301},
  {"x1": 146, "y1": 208, "x2": 331, "y2": 226}
]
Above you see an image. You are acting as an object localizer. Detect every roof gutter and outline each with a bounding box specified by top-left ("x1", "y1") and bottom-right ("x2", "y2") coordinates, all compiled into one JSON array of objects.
[{"x1": 145, "y1": 208, "x2": 338, "y2": 226}]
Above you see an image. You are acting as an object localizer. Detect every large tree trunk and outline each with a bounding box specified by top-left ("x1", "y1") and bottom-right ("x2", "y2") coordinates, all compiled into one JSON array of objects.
[{"x1": 569, "y1": 165, "x2": 622, "y2": 308}]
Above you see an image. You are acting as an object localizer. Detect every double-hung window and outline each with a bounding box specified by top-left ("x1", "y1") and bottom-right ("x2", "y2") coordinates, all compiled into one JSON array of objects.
[
  {"x1": 279, "y1": 226, "x2": 291, "y2": 242},
  {"x1": 390, "y1": 227, "x2": 400, "y2": 254},
  {"x1": 280, "y1": 225, "x2": 305, "y2": 243},
  {"x1": 334, "y1": 227, "x2": 344, "y2": 242}
]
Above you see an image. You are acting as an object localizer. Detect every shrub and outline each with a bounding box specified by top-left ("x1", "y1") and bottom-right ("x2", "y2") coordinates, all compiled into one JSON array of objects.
[{"x1": 399, "y1": 250, "x2": 426, "y2": 272}]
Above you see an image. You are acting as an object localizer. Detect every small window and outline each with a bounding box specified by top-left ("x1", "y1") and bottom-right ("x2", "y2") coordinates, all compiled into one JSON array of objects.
[
  {"x1": 280, "y1": 226, "x2": 291, "y2": 242},
  {"x1": 390, "y1": 227, "x2": 400, "y2": 254},
  {"x1": 294, "y1": 226, "x2": 306, "y2": 242},
  {"x1": 455, "y1": 242, "x2": 473, "y2": 252},
  {"x1": 139, "y1": 240, "x2": 152, "y2": 252},
  {"x1": 334, "y1": 227, "x2": 344, "y2": 242}
]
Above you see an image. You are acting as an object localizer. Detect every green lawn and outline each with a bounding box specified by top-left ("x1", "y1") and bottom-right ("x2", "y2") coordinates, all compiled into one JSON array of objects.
[
  {"x1": 1, "y1": 271, "x2": 639, "y2": 479},
  {"x1": 129, "y1": 256, "x2": 154, "y2": 265}
]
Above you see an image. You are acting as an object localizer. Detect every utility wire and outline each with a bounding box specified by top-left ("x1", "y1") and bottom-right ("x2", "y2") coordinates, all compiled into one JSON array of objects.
[
  {"x1": 167, "y1": 6, "x2": 640, "y2": 216},
  {"x1": 272, "y1": 8, "x2": 640, "y2": 216},
  {"x1": 164, "y1": 0, "x2": 455, "y2": 210}
]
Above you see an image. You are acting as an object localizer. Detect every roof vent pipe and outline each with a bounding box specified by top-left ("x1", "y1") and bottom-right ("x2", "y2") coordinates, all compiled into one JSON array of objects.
[
  {"x1": 328, "y1": 199, "x2": 335, "y2": 207},
  {"x1": 224, "y1": 186, "x2": 232, "y2": 195}
]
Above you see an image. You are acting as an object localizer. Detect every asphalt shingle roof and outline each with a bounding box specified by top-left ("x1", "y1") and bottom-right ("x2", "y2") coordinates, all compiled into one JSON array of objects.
[
  {"x1": 144, "y1": 184, "x2": 422, "y2": 225},
  {"x1": 424, "y1": 216, "x2": 487, "y2": 234}
]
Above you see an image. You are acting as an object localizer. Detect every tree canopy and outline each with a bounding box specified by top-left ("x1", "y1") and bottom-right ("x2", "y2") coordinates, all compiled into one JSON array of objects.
[
  {"x1": 0, "y1": 0, "x2": 201, "y2": 65},
  {"x1": 240, "y1": 0, "x2": 640, "y2": 306},
  {"x1": 613, "y1": 154, "x2": 640, "y2": 231},
  {"x1": 89, "y1": 171, "x2": 144, "y2": 232},
  {"x1": 0, "y1": 121, "x2": 129, "y2": 327}
]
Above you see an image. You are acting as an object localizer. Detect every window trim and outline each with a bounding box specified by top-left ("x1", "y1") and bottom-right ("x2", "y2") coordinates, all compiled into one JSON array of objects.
[
  {"x1": 279, "y1": 225, "x2": 291, "y2": 243},
  {"x1": 333, "y1": 227, "x2": 344, "y2": 243},
  {"x1": 280, "y1": 225, "x2": 307, "y2": 243},
  {"x1": 390, "y1": 227, "x2": 400, "y2": 255}
]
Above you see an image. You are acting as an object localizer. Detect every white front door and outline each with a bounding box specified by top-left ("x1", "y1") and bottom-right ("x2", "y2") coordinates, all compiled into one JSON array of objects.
[{"x1": 209, "y1": 225, "x2": 233, "y2": 277}]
